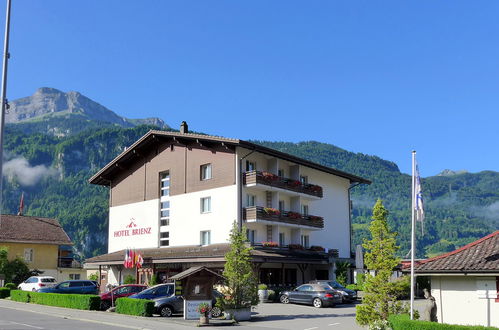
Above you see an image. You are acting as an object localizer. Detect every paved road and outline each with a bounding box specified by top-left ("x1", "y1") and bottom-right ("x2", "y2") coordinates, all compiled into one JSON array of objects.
[{"x1": 0, "y1": 299, "x2": 363, "y2": 330}]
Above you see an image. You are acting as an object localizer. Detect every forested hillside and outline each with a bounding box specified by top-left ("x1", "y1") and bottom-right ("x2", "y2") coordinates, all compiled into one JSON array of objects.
[{"x1": 2, "y1": 123, "x2": 498, "y2": 259}]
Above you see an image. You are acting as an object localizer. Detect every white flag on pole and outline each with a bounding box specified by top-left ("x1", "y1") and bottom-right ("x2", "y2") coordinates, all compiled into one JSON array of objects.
[{"x1": 414, "y1": 162, "x2": 424, "y2": 225}]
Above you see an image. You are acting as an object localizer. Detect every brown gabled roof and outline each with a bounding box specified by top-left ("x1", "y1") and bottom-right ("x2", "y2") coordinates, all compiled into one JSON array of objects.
[
  {"x1": 414, "y1": 231, "x2": 499, "y2": 274},
  {"x1": 84, "y1": 243, "x2": 329, "y2": 266},
  {"x1": 89, "y1": 130, "x2": 371, "y2": 186},
  {"x1": 0, "y1": 215, "x2": 72, "y2": 245},
  {"x1": 170, "y1": 266, "x2": 225, "y2": 281}
]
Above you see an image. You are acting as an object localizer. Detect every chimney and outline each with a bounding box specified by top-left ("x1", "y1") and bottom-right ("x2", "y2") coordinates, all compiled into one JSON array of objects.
[{"x1": 180, "y1": 121, "x2": 188, "y2": 134}]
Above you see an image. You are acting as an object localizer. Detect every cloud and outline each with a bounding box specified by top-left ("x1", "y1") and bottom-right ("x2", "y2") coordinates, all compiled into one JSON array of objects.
[{"x1": 3, "y1": 157, "x2": 60, "y2": 186}]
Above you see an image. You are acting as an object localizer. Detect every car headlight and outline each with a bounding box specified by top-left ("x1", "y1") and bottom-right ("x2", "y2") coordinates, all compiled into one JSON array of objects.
[{"x1": 339, "y1": 290, "x2": 348, "y2": 296}]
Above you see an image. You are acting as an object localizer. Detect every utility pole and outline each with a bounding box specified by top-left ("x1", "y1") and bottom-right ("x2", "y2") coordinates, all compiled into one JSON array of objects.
[{"x1": 0, "y1": 0, "x2": 12, "y2": 222}]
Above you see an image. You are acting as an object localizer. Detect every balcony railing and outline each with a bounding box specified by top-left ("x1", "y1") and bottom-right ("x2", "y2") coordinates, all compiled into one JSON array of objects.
[
  {"x1": 58, "y1": 257, "x2": 82, "y2": 268},
  {"x1": 243, "y1": 171, "x2": 323, "y2": 198},
  {"x1": 244, "y1": 206, "x2": 324, "y2": 229}
]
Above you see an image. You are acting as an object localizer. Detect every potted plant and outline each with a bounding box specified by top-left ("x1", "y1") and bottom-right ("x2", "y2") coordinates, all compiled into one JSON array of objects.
[
  {"x1": 197, "y1": 302, "x2": 211, "y2": 325},
  {"x1": 258, "y1": 284, "x2": 268, "y2": 303},
  {"x1": 288, "y1": 244, "x2": 304, "y2": 250},
  {"x1": 263, "y1": 207, "x2": 280, "y2": 216},
  {"x1": 218, "y1": 223, "x2": 259, "y2": 321},
  {"x1": 262, "y1": 241, "x2": 278, "y2": 248},
  {"x1": 286, "y1": 211, "x2": 302, "y2": 219}
]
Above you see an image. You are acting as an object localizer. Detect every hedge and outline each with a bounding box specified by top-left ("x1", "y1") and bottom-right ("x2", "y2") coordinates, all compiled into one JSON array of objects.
[
  {"x1": 4, "y1": 283, "x2": 17, "y2": 290},
  {"x1": 389, "y1": 314, "x2": 498, "y2": 330},
  {"x1": 116, "y1": 297, "x2": 154, "y2": 317},
  {"x1": 0, "y1": 288, "x2": 10, "y2": 298},
  {"x1": 10, "y1": 290, "x2": 30, "y2": 302},
  {"x1": 10, "y1": 291, "x2": 100, "y2": 310}
]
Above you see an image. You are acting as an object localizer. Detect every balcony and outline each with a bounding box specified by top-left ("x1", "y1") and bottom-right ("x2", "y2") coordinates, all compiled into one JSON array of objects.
[
  {"x1": 243, "y1": 171, "x2": 323, "y2": 198},
  {"x1": 244, "y1": 206, "x2": 324, "y2": 229},
  {"x1": 58, "y1": 257, "x2": 82, "y2": 268}
]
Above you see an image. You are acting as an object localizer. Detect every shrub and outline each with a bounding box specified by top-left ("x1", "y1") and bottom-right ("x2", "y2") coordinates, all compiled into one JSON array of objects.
[
  {"x1": 10, "y1": 290, "x2": 30, "y2": 302},
  {"x1": 116, "y1": 297, "x2": 154, "y2": 316},
  {"x1": 4, "y1": 283, "x2": 17, "y2": 290},
  {"x1": 389, "y1": 314, "x2": 497, "y2": 330},
  {"x1": 149, "y1": 274, "x2": 158, "y2": 286},
  {"x1": 11, "y1": 291, "x2": 99, "y2": 310},
  {"x1": 267, "y1": 289, "x2": 275, "y2": 301},
  {"x1": 0, "y1": 287, "x2": 10, "y2": 298},
  {"x1": 123, "y1": 275, "x2": 135, "y2": 284},
  {"x1": 29, "y1": 292, "x2": 100, "y2": 310},
  {"x1": 258, "y1": 284, "x2": 268, "y2": 290},
  {"x1": 356, "y1": 273, "x2": 366, "y2": 290},
  {"x1": 346, "y1": 284, "x2": 358, "y2": 291},
  {"x1": 393, "y1": 276, "x2": 410, "y2": 300}
]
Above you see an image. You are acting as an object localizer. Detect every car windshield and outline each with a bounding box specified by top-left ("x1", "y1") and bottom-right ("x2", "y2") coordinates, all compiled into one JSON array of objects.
[
  {"x1": 329, "y1": 281, "x2": 345, "y2": 289},
  {"x1": 41, "y1": 278, "x2": 56, "y2": 283},
  {"x1": 139, "y1": 287, "x2": 155, "y2": 295}
]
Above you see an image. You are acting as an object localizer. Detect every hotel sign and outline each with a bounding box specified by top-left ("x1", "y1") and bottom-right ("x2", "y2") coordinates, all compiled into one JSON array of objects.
[{"x1": 113, "y1": 218, "x2": 152, "y2": 238}]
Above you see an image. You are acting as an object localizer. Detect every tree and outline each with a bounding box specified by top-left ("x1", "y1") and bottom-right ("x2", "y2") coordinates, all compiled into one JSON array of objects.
[
  {"x1": 218, "y1": 222, "x2": 258, "y2": 310},
  {"x1": 334, "y1": 261, "x2": 350, "y2": 286},
  {"x1": 356, "y1": 199, "x2": 406, "y2": 327}
]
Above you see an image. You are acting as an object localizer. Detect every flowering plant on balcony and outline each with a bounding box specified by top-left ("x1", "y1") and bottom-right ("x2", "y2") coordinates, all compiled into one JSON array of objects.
[
  {"x1": 286, "y1": 179, "x2": 301, "y2": 187},
  {"x1": 262, "y1": 171, "x2": 278, "y2": 181},
  {"x1": 309, "y1": 185, "x2": 322, "y2": 193},
  {"x1": 309, "y1": 245, "x2": 325, "y2": 252},
  {"x1": 288, "y1": 244, "x2": 304, "y2": 250},
  {"x1": 262, "y1": 241, "x2": 278, "y2": 247},
  {"x1": 286, "y1": 211, "x2": 302, "y2": 219},
  {"x1": 308, "y1": 215, "x2": 322, "y2": 221},
  {"x1": 263, "y1": 207, "x2": 280, "y2": 216}
]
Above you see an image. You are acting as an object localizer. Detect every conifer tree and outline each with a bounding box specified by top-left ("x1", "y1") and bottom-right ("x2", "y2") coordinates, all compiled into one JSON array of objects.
[{"x1": 356, "y1": 199, "x2": 404, "y2": 327}]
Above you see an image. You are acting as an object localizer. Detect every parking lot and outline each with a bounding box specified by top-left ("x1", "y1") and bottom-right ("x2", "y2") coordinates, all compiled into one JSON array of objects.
[{"x1": 0, "y1": 298, "x2": 363, "y2": 330}]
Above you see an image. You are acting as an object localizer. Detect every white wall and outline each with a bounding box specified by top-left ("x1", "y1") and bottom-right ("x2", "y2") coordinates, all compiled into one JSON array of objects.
[
  {"x1": 108, "y1": 199, "x2": 160, "y2": 253},
  {"x1": 431, "y1": 276, "x2": 499, "y2": 327},
  {"x1": 169, "y1": 185, "x2": 238, "y2": 246}
]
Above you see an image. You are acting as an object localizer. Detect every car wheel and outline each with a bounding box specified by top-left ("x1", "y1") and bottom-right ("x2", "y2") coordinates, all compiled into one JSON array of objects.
[
  {"x1": 211, "y1": 306, "x2": 222, "y2": 318},
  {"x1": 280, "y1": 295, "x2": 289, "y2": 304},
  {"x1": 32, "y1": 288, "x2": 37, "y2": 292},
  {"x1": 100, "y1": 300, "x2": 111, "y2": 311},
  {"x1": 160, "y1": 305, "x2": 173, "y2": 317},
  {"x1": 313, "y1": 298, "x2": 323, "y2": 308}
]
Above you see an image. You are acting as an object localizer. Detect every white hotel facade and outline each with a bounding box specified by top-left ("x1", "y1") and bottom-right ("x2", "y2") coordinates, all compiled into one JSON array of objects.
[{"x1": 85, "y1": 123, "x2": 370, "y2": 286}]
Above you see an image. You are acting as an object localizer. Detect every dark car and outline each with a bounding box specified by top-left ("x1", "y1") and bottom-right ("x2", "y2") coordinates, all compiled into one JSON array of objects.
[
  {"x1": 154, "y1": 290, "x2": 223, "y2": 318},
  {"x1": 37, "y1": 280, "x2": 99, "y2": 295},
  {"x1": 100, "y1": 284, "x2": 147, "y2": 310},
  {"x1": 279, "y1": 284, "x2": 342, "y2": 308},
  {"x1": 310, "y1": 280, "x2": 357, "y2": 303},
  {"x1": 128, "y1": 283, "x2": 174, "y2": 300}
]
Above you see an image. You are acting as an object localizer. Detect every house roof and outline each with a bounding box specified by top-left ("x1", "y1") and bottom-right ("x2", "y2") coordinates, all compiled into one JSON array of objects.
[
  {"x1": 84, "y1": 243, "x2": 329, "y2": 266},
  {"x1": 414, "y1": 231, "x2": 499, "y2": 274},
  {"x1": 89, "y1": 130, "x2": 371, "y2": 186},
  {"x1": 169, "y1": 266, "x2": 224, "y2": 281},
  {"x1": 0, "y1": 215, "x2": 72, "y2": 245}
]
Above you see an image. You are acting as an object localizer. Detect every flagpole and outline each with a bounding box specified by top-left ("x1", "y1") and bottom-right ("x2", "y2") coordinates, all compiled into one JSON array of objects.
[{"x1": 410, "y1": 150, "x2": 416, "y2": 320}]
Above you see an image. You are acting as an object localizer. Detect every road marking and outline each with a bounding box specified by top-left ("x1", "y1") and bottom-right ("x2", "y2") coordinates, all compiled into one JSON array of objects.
[
  {"x1": 304, "y1": 328, "x2": 318, "y2": 330},
  {"x1": 328, "y1": 323, "x2": 341, "y2": 326},
  {"x1": 10, "y1": 321, "x2": 44, "y2": 329}
]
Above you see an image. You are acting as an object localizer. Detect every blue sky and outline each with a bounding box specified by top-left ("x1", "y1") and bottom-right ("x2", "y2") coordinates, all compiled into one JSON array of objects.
[{"x1": 1, "y1": 1, "x2": 498, "y2": 177}]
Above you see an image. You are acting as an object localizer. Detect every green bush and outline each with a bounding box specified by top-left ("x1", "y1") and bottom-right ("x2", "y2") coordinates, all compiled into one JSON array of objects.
[
  {"x1": 389, "y1": 314, "x2": 497, "y2": 330},
  {"x1": 4, "y1": 283, "x2": 17, "y2": 290},
  {"x1": 258, "y1": 284, "x2": 268, "y2": 290},
  {"x1": 116, "y1": 297, "x2": 154, "y2": 317},
  {"x1": 10, "y1": 290, "x2": 30, "y2": 302},
  {"x1": 356, "y1": 273, "x2": 366, "y2": 290},
  {"x1": 267, "y1": 289, "x2": 275, "y2": 301},
  {"x1": 10, "y1": 291, "x2": 99, "y2": 310},
  {"x1": 0, "y1": 287, "x2": 10, "y2": 298},
  {"x1": 123, "y1": 275, "x2": 135, "y2": 284},
  {"x1": 393, "y1": 276, "x2": 411, "y2": 300},
  {"x1": 346, "y1": 284, "x2": 357, "y2": 291}
]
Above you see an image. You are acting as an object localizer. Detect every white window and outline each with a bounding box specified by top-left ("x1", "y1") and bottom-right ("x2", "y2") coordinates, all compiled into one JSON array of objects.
[
  {"x1": 247, "y1": 229, "x2": 256, "y2": 244},
  {"x1": 24, "y1": 248, "x2": 33, "y2": 262},
  {"x1": 301, "y1": 235, "x2": 310, "y2": 248},
  {"x1": 200, "y1": 231, "x2": 211, "y2": 245},
  {"x1": 200, "y1": 164, "x2": 212, "y2": 180},
  {"x1": 278, "y1": 169, "x2": 284, "y2": 177},
  {"x1": 301, "y1": 204, "x2": 309, "y2": 216},
  {"x1": 279, "y1": 200, "x2": 285, "y2": 213},
  {"x1": 200, "y1": 197, "x2": 211, "y2": 213},
  {"x1": 246, "y1": 160, "x2": 256, "y2": 172},
  {"x1": 246, "y1": 194, "x2": 256, "y2": 207},
  {"x1": 160, "y1": 199, "x2": 170, "y2": 227},
  {"x1": 279, "y1": 232, "x2": 285, "y2": 246},
  {"x1": 300, "y1": 175, "x2": 308, "y2": 184},
  {"x1": 160, "y1": 172, "x2": 170, "y2": 197},
  {"x1": 160, "y1": 231, "x2": 169, "y2": 246},
  {"x1": 69, "y1": 274, "x2": 81, "y2": 280}
]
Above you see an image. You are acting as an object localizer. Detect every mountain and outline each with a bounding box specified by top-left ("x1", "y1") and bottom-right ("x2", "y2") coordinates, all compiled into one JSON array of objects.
[
  {"x1": 1, "y1": 92, "x2": 497, "y2": 259},
  {"x1": 6, "y1": 88, "x2": 169, "y2": 136}
]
